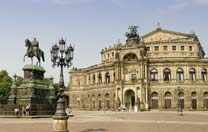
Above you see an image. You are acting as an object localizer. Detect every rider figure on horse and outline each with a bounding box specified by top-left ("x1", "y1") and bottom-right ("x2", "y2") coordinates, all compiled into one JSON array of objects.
[
  {"x1": 24, "y1": 38, "x2": 45, "y2": 66},
  {"x1": 31, "y1": 38, "x2": 39, "y2": 57}
]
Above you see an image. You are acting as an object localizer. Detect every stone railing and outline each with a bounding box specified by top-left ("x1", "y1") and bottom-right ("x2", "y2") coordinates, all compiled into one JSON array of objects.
[{"x1": 149, "y1": 79, "x2": 208, "y2": 85}]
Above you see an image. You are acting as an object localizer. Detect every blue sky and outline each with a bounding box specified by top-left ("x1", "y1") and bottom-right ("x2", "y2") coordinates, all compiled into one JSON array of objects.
[{"x1": 0, "y1": 0, "x2": 208, "y2": 84}]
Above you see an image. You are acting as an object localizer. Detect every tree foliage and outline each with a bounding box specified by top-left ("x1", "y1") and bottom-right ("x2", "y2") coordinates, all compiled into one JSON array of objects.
[{"x1": 0, "y1": 70, "x2": 12, "y2": 97}]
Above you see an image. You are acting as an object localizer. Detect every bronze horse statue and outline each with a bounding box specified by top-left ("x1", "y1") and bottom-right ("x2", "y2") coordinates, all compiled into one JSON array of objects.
[{"x1": 23, "y1": 38, "x2": 45, "y2": 66}]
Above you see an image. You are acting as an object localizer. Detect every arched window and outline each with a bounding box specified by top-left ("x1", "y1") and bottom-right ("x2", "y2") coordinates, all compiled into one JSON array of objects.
[
  {"x1": 105, "y1": 72, "x2": 111, "y2": 84},
  {"x1": 176, "y1": 68, "x2": 184, "y2": 81},
  {"x1": 98, "y1": 94, "x2": 102, "y2": 110},
  {"x1": 105, "y1": 93, "x2": 110, "y2": 110},
  {"x1": 88, "y1": 75, "x2": 91, "y2": 84},
  {"x1": 163, "y1": 68, "x2": 171, "y2": 81},
  {"x1": 98, "y1": 73, "x2": 102, "y2": 84},
  {"x1": 76, "y1": 97, "x2": 81, "y2": 108},
  {"x1": 151, "y1": 92, "x2": 159, "y2": 109},
  {"x1": 203, "y1": 92, "x2": 208, "y2": 110},
  {"x1": 191, "y1": 92, "x2": 197, "y2": 110},
  {"x1": 164, "y1": 92, "x2": 172, "y2": 109},
  {"x1": 150, "y1": 68, "x2": 158, "y2": 81},
  {"x1": 123, "y1": 53, "x2": 138, "y2": 62},
  {"x1": 115, "y1": 52, "x2": 120, "y2": 60},
  {"x1": 113, "y1": 72, "x2": 116, "y2": 82},
  {"x1": 201, "y1": 68, "x2": 207, "y2": 81},
  {"x1": 92, "y1": 74, "x2": 96, "y2": 84},
  {"x1": 189, "y1": 68, "x2": 196, "y2": 81},
  {"x1": 92, "y1": 95, "x2": 96, "y2": 109}
]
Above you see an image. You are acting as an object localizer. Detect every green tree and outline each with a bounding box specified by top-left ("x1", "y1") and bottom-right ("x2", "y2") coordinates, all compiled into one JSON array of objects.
[{"x1": 0, "y1": 70, "x2": 12, "y2": 97}]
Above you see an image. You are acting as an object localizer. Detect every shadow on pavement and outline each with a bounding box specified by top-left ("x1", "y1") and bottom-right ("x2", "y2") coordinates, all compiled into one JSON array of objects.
[{"x1": 80, "y1": 128, "x2": 108, "y2": 132}]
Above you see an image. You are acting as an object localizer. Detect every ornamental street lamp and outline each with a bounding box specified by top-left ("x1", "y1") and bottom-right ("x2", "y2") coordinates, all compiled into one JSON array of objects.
[{"x1": 51, "y1": 38, "x2": 74, "y2": 132}]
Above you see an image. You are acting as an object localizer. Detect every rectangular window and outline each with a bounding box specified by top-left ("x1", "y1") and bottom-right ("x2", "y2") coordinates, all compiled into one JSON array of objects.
[
  {"x1": 189, "y1": 46, "x2": 193, "y2": 51},
  {"x1": 147, "y1": 47, "x2": 150, "y2": 51},
  {"x1": 131, "y1": 74, "x2": 137, "y2": 80},
  {"x1": 172, "y1": 46, "x2": 176, "y2": 51},
  {"x1": 150, "y1": 73, "x2": 158, "y2": 81},
  {"x1": 154, "y1": 46, "x2": 159, "y2": 51},
  {"x1": 163, "y1": 46, "x2": 168, "y2": 51},
  {"x1": 181, "y1": 46, "x2": 185, "y2": 51}
]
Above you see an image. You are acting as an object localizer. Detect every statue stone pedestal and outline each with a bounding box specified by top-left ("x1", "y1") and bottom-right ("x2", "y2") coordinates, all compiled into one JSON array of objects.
[
  {"x1": 53, "y1": 116, "x2": 69, "y2": 132},
  {"x1": 23, "y1": 64, "x2": 45, "y2": 80},
  {"x1": 8, "y1": 65, "x2": 56, "y2": 115}
]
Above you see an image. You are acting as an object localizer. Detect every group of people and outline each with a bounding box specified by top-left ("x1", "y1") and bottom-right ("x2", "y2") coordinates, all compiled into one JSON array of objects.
[
  {"x1": 14, "y1": 105, "x2": 72, "y2": 117},
  {"x1": 65, "y1": 106, "x2": 72, "y2": 116},
  {"x1": 14, "y1": 104, "x2": 31, "y2": 117}
]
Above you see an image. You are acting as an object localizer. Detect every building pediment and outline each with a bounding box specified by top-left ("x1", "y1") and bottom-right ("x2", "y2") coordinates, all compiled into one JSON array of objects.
[{"x1": 142, "y1": 28, "x2": 194, "y2": 43}]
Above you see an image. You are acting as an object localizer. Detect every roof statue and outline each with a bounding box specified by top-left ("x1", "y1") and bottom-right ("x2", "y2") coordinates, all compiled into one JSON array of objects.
[
  {"x1": 23, "y1": 38, "x2": 45, "y2": 66},
  {"x1": 156, "y1": 22, "x2": 161, "y2": 29},
  {"x1": 125, "y1": 25, "x2": 140, "y2": 44}
]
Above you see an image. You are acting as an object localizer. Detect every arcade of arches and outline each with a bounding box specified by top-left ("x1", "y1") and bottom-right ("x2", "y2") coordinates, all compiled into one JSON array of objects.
[{"x1": 149, "y1": 91, "x2": 208, "y2": 110}]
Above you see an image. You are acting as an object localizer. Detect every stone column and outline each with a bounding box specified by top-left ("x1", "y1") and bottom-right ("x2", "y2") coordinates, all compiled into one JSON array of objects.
[
  {"x1": 144, "y1": 62, "x2": 149, "y2": 110},
  {"x1": 198, "y1": 94, "x2": 204, "y2": 110},
  {"x1": 158, "y1": 91, "x2": 163, "y2": 109},
  {"x1": 121, "y1": 86, "x2": 124, "y2": 106},
  {"x1": 134, "y1": 88, "x2": 138, "y2": 112},
  {"x1": 145, "y1": 85, "x2": 149, "y2": 110},
  {"x1": 184, "y1": 90, "x2": 191, "y2": 110}
]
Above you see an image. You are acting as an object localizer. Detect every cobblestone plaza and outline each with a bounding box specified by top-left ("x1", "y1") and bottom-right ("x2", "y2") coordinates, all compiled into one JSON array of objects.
[{"x1": 1, "y1": 111, "x2": 208, "y2": 132}]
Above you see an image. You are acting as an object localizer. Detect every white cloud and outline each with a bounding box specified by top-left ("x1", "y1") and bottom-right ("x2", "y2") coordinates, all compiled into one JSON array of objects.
[
  {"x1": 110, "y1": 0, "x2": 128, "y2": 8},
  {"x1": 169, "y1": 2, "x2": 188, "y2": 10},
  {"x1": 157, "y1": 0, "x2": 208, "y2": 14},
  {"x1": 191, "y1": 0, "x2": 208, "y2": 5},
  {"x1": 51, "y1": 0, "x2": 96, "y2": 5},
  {"x1": 45, "y1": 0, "x2": 128, "y2": 6},
  {"x1": 176, "y1": 0, "x2": 208, "y2": 6}
]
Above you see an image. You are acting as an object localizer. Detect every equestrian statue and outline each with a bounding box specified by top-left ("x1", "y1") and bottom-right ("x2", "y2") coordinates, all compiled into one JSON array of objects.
[{"x1": 24, "y1": 38, "x2": 45, "y2": 66}]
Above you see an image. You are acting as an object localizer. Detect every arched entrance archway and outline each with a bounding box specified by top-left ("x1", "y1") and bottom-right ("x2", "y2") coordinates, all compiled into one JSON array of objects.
[
  {"x1": 203, "y1": 92, "x2": 208, "y2": 110},
  {"x1": 105, "y1": 93, "x2": 110, "y2": 110},
  {"x1": 164, "y1": 92, "x2": 172, "y2": 109},
  {"x1": 191, "y1": 92, "x2": 197, "y2": 110},
  {"x1": 91, "y1": 95, "x2": 96, "y2": 110},
  {"x1": 124, "y1": 89, "x2": 135, "y2": 111},
  {"x1": 151, "y1": 92, "x2": 159, "y2": 109},
  {"x1": 98, "y1": 94, "x2": 102, "y2": 111},
  {"x1": 178, "y1": 92, "x2": 184, "y2": 109}
]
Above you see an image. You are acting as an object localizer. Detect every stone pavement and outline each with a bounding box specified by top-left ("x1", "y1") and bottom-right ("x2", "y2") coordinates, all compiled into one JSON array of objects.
[{"x1": 1, "y1": 111, "x2": 208, "y2": 132}]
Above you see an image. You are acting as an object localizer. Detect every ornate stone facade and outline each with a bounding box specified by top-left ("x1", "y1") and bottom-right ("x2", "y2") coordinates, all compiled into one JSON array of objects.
[{"x1": 68, "y1": 26, "x2": 208, "y2": 111}]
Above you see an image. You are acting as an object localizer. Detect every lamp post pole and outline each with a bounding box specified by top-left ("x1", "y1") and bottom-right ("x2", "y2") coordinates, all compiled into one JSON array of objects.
[{"x1": 51, "y1": 38, "x2": 74, "y2": 132}]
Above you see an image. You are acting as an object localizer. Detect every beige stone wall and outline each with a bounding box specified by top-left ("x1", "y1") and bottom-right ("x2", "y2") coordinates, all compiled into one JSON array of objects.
[{"x1": 68, "y1": 28, "x2": 208, "y2": 111}]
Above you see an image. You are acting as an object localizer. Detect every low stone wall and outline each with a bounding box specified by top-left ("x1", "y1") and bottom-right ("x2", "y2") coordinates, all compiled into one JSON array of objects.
[{"x1": 0, "y1": 104, "x2": 55, "y2": 115}]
